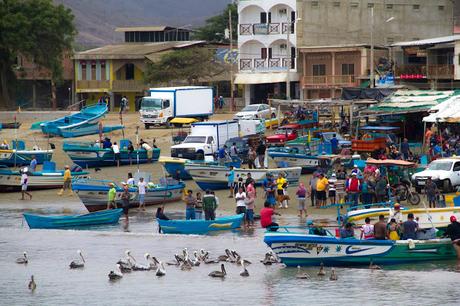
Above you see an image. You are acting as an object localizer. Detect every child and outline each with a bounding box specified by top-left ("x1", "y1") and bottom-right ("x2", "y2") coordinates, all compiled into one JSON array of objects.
[
  {"x1": 195, "y1": 192, "x2": 203, "y2": 220},
  {"x1": 296, "y1": 183, "x2": 307, "y2": 218},
  {"x1": 328, "y1": 173, "x2": 337, "y2": 205}
]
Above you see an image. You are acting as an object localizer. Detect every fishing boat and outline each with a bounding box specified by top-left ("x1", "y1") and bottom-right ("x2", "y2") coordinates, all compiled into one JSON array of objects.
[
  {"x1": 268, "y1": 150, "x2": 319, "y2": 173},
  {"x1": 63, "y1": 139, "x2": 160, "y2": 168},
  {"x1": 0, "y1": 122, "x2": 21, "y2": 129},
  {"x1": 264, "y1": 228, "x2": 456, "y2": 266},
  {"x1": 158, "y1": 214, "x2": 244, "y2": 234},
  {"x1": 72, "y1": 178, "x2": 185, "y2": 212},
  {"x1": 158, "y1": 156, "x2": 241, "y2": 180},
  {"x1": 185, "y1": 163, "x2": 302, "y2": 190},
  {"x1": 345, "y1": 206, "x2": 460, "y2": 229},
  {"x1": 0, "y1": 162, "x2": 89, "y2": 192},
  {"x1": 39, "y1": 104, "x2": 107, "y2": 136},
  {"x1": 60, "y1": 124, "x2": 124, "y2": 138},
  {"x1": 0, "y1": 140, "x2": 53, "y2": 167},
  {"x1": 23, "y1": 209, "x2": 123, "y2": 229}
]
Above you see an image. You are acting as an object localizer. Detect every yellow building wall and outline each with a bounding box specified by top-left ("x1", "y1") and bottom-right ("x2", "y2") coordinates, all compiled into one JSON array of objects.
[{"x1": 134, "y1": 65, "x2": 144, "y2": 80}]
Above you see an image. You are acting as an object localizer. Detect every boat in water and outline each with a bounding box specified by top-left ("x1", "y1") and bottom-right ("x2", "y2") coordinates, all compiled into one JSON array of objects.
[
  {"x1": 23, "y1": 209, "x2": 123, "y2": 229},
  {"x1": 158, "y1": 214, "x2": 244, "y2": 234},
  {"x1": 0, "y1": 140, "x2": 53, "y2": 167},
  {"x1": 0, "y1": 162, "x2": 89, "y2": 192},
  {"x1": 264, "y1": 228, "x2": 456, "y2": 266},
  {"x1": 63, "y1": 140, "x2": 160, "y2": 168},
  {"x1": 72, "y1": 177, "x2": 185, "y2": 212},
  {"x1": 185, "y1": 164, "x2": 302, "y2": 190},
  {"x1": 39, "y1": 104, "x2": 107, "y2": 137}
]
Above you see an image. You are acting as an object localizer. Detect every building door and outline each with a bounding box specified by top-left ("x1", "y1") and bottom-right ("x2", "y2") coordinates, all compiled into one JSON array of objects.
[{"x1": 260, "y1": 12, "x2": 267, "y2": 23}]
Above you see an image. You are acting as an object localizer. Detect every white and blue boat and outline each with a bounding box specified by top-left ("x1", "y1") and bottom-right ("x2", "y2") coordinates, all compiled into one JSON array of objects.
[
  {"x1": 268, "y1": 150, "x2": 319, "y2": 173},
  {"x1": 264, "y1": 228, "x2": 456, "y2": 267},
  {"x1": 185, "y1": 164, "x2": 302, "y2": 190},
  {"x1": 60, "y1": 124, "x2": 124, "y2": 138},
  {"x1": 158, "y1": 214, "x2": 244, "y2": 235},
  {"x1": 40, "y1": 104, "x2": 107, "y2": 137}
]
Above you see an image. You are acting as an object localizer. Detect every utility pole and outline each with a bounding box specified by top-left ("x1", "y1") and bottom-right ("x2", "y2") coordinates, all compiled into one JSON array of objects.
[
  {"x1": 286, "y1": 15, "x2": 291, "y2": 100},
  {"x1": 370, "y1": 6, "x2": 375, "y2": 88},
  {"x1": 229, "y1": 8, "x2": 235, "y2": 112}
]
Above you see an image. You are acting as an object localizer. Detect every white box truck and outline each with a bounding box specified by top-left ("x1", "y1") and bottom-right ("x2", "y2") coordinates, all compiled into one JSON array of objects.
[
  {"x1": 139, "y1": 86, "x2": 214, "y2": 128},
  {"x1": 171, "y1": 120, "x2": 239, "y2": 160}
]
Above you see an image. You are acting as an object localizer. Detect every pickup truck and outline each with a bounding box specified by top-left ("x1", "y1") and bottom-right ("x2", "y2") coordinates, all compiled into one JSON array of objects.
[
  {"x1": 266, "y1": 124, "x2": 301, "y2": 146},
  {"x1": 170, "y1": 135, "x2": 216, "y2": 160},
  {"x1": 412, "y1": 158, "x2": 460, "y2": 193}
]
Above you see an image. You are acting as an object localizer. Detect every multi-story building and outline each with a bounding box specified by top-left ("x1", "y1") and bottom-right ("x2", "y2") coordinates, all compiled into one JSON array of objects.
[{"x1": 235, "y1": 0, "x2": 300, "y2": 104}]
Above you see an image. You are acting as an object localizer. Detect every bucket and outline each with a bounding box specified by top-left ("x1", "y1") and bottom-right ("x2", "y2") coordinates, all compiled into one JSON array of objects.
[{"x1": 335, "y1": 228, "x2": 340, "y2": 238}]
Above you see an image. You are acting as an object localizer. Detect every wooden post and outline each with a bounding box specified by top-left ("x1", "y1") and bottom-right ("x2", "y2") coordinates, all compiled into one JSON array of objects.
[{"x1": 229, "y1": 9, "x2": 235, "y2": 112}]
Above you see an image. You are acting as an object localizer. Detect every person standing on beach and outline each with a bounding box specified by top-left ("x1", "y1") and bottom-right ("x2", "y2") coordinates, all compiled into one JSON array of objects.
[
  {"x1": 316, "y1": 173, "x2": 328, "y2": 208},
  {"x1": 425, "y1": 177, "x2": 438, "y2": 208},
  {"x1": 203, "y1": 190, "x2": 217, "y2": 221},
  {"x1": 256, "y1": 141, "x2": 266, "y2": 168},
  {"x1": 248, "y1": 146, "x2": 257, "y2": 169},
  {"x1": 121, "y1": 183, "x2": 130, "y2": 223},
  {"x1": 245, "y1": 181, "x2": 256, "y2": 227},
  {"x1": 296, "y1": 183, "x2": 307, "y2": 218},
  {"x1": 20, "y1": 170, "x2": 32, "y2": 200},
  {"x1": 137, "y1": 177, "x2": 147, "y2": 211},
  {"x1": 263, "y1": 173, "x2": 276, "y2": 207},
  {"x1": 309, "y1": 173, "x2": 318, "y2": 207},
  {"x1": 226, "y1": 166, "x2": 235, "y2": 198},
  {"x1": 235, "y1": 187, "x2": 247, "y2": 224},
  {"x1": 58, "y1": 165, "x2": 72, "y2": 196},
  {"x1": 112, "y1": 142, "x2": 120, "y2": 167},
  {"x1": 107, "y1": 183, "x2": 117, "y2": 209},
  {"x1": 127, "y1": 173, "x2": 135, "y2": 186},
  {"x1": 29, "y1": 155, "x2": 37, "y2": 172},
  {"x1": 120, "y1": 96, "x2": 128, "y2": 114},
  {"x1": 195, "y1": 192, "x2": 203, "y2": 219},
  {"x1": 184, "y1": 190, "x2": 196, "y2": 220}
]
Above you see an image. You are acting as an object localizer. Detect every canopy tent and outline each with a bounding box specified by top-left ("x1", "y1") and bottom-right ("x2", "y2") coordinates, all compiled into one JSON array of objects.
[{"x1": 423, "y1": 96, "x2": 460, "y2": 123}]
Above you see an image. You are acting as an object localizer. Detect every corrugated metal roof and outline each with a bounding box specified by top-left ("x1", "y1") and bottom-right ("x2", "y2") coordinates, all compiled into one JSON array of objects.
[
  {"x1": 299, "y1": 44, "x2": 387, "y2": 50},
  {"x1": 115, "y1": 26, "x2": 192, "y2": 32},
  {"x1": 391, "y1": 35, "x2": 460, "y2": 47}
]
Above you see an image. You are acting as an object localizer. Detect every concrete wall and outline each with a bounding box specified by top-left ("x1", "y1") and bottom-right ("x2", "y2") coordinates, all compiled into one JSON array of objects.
[{"x1": 297, "y1": 0, "x2": 453, "y2": 47}]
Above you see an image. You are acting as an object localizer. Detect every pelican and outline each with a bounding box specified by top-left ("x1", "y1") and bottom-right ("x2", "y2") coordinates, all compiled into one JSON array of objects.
[
  {"x1": 204, "y1": 257, "x2": 219, "y2": 264},
  {"x1": 369, "y1": 260, "x2": 382, "y2": 270},
  {"x1": 209, "y1": 264, "x2": 226, "y2": 278},
  {"x1": 16, "y1": 252, "x2": 28, "y2": 264},
  {"x1": 69, "y1": 250, "x2": 85, "y2": 269},
  {"x1": 128, "y1": 252, "x2": 150, "y2": 271},
  {"x1": 317, "y1": 263, "x2": 326, "y2": 276},
  {"x1": 156, "y1": 262, "x2": 166, "y2": 277},
  {"x1": 145, "y1": 253, "x2": 159, "y2": 270},
  {"x1": 329, "y1": 268, "x2": 338, "y2": 281},
  {"x1": 239, "y1": 260, "x2": 249, "y2": 277},
  {"x1": 108, "y1": 264, "x2": 123, "y2": 280},
  {"x1": 296, "y1": 266, "x2": 310, "y2": 279},
  {"x1": 261, "y1": 253, "x2": 273, "y2": 265},
  {"x1": 199, "y1": 249, "x2": 209, "y2": 261},
  {"x1": 28, "y1": 275, "x2": 36, "y2": 291},
  {"x1": 268, "y1": 251, "x2": 279, "y2": 263},
  {"x1": 225, "y1": 249, "x2": 236, "y2": 263},
  {"x1": 180, "y1": 261, "x2": 192, "y2": 271},
  {"x1": 191, "y1": 251, "x2": 201, "y2": 266}
]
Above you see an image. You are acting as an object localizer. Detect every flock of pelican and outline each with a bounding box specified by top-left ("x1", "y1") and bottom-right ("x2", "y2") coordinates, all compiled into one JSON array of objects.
[{"x1": 295, "y1": 263, "x2": 338, "y2": 281}]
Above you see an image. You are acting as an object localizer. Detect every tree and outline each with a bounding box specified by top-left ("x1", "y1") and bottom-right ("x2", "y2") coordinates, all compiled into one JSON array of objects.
[
  {"x1": 145, "y1": 47, "x2": 227, "y2": 85},
  {"x1": 0, "y1": 0, "x2": 77, "y2": 109},
  {"x1": 194, "y1": 3, "x2": 237, "y2": 43}
]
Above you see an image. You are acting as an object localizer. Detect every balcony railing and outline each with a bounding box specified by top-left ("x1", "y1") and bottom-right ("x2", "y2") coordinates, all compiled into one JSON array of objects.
[
  {"x1": 239, "y1": 22, "x2": 292, "y2": 35},
  {"x1": 395, "y1": 64, "x2": 454, "y2": 79},
  {"x1": 239, "y1": 24, "x2": 252, "y2": 35},
  {"x1": 395, "y1": 64, "x2": 426, "y2": 76},
  {"x1": 112, "y1": 80, "x2": 146, "y2": 92},
  {"x1": 239, "y1": 58, "x2": 296, "y2": 71},
  {"x1": 427, "y1": 64, "x2": 454, "y2": 79},
  {"x1": 302, "y1": 75, "x2": 357, "y2": 88},
  {"x1": 240, "y1": 59, "x2": 252, "y2": 70},
  {"x1": 76, "y1": 80, "x2": 110, "y2": 90}
]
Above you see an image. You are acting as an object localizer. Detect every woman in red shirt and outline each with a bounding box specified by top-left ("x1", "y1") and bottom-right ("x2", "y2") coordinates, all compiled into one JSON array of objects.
[{"x1": 260, "y1": 201, "x2": 280, "y2": 231}]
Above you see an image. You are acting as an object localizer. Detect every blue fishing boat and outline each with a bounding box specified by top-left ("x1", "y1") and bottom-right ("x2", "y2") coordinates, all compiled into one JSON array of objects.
[
  {"x1": 39, "y1": 104, "x2": 108, "y2": 136},
  {"x1": 60, "y1": 124, "x2": 124, "y2": 138},
  {"x1": 23, "y1": 209, "x2": 123, "y2": 229},
  {"x1": 63, "y1": 139, "x2": 160, "y2": 168},
  {"x1": 158, "y1": 214, "x2": 244, "y2": 234},
  {"x1": 0, "y1": 144, "x2": 53, "y2": 167},
  {"x1": 264, "y1": 227, "x2": 456, "y2": 267}
]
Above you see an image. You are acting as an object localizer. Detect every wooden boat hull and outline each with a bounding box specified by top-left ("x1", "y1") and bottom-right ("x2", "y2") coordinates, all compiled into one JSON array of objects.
[
  {"x1": 72, "y1": 179, "x2": 185, "y2": 212},
  {"x1": 185, "y1": 164, "x2": 302, "y2": 190},
  {"x1": 264, "y1": 231, "x2": 456, "y2": 266},
  {"x1": 158, "y1": 214, "x2": 244, "y2": 234},
  {"x1": 60, "y1": 124, "x2": 124, "y2": 138},
  {"x1": 0, "y1": 149, "x2": 53, "y2": 166},
  {"x1": 23, "y1": 209, "x2": 123, "y2": 229}
]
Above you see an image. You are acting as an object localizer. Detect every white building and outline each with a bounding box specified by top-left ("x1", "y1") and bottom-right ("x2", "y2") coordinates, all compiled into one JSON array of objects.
[{"x1": 235, "y1": 0, "x2": 300, "y2": 105}]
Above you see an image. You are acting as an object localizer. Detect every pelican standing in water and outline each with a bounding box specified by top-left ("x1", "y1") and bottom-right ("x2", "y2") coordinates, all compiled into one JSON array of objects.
[
  {"x1": 329, "y1": 268, "x2": 338, "y2": 281},
  {"x1": 209, "y1": 264, "x2": 226, "y2": 278},
  {"x1": 16, "y1": 252, "x2": 28, "y2": 264},
  {"x1": 317, "y1": 263, "x2": 326, "y2": 276},
  {"x1": 28, "y1": 275, "x2": 36, "y2": 291},
  {"x1": 108, "y1": 264, "x2": 123, "y2": 280},
  {"x1": 156, "y1": 262, "x2": 166, "y2": 277},
  {"x1": 69, "y1": 250, "x2": 85, "y2": 269},
  {"x1": 296, "y1": 266, "x2": 310, "y2": 279},
  {"x1": 145, "y1": 253, "x2": 159, "y2": 270},
  {"x1": 239, "y1": 260, "x2": 249, "y2": 277}
]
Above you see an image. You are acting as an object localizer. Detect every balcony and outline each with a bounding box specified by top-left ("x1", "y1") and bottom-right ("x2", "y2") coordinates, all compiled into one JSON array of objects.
[
  {"x1": 112, "y1": 80, "x2": 146, "y2": 92},
  {"x1": 395, "y1": 64, "x2": 454, "y2": 80},
  {"x1": 76, "y1": 80, "x2": 110, "y2": 92},
  {"x1": 427, "y1": 65, "x2": 454, "y2": 79},
  {"x1": 302, "y1": 75, "x2": 357, "y2": 88},
  {"x1": 239, "y1": 58, "x2": 295, "y2": 71},
  {"x1": 239, "y1": 22, "x2": 293, "y2": 35}
]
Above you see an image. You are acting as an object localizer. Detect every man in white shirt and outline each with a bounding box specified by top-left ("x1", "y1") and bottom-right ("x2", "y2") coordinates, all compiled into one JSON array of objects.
[
  {"x1": 112, "y1": 142, "x2": 120, "y2": 167},
  {"x1": 235, "y1": 186, "x2": 247, "y2": 216},
  {"x1": 137, "y1": 177, "x2": 147, "y2": 211},
  {"x1": 20, "y1": 171, "x2": 32, "y2": 200}
]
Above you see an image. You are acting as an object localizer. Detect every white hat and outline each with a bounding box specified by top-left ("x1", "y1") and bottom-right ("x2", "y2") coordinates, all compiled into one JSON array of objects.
[
  {"x1": 331, "y1": 173, "x2": 336, "y2": 177},
  {"x1": 353, "y1": 164, "x2": 358, "y2": 168}
]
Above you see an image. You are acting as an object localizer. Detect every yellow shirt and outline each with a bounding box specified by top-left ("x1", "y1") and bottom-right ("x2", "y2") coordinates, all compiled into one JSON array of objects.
[
  {"x1": 316, "y1": 177, "x2": 328, "y2": 191},
  {"x1": 276, "y1": 177, "x2": 287, "y2": 190},
  {"x1": 63, "y1": 169, "x2": 71, "y2": 181}
]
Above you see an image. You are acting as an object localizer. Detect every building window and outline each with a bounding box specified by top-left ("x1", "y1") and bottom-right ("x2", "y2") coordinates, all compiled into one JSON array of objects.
[
  {"x1": 439, "y1": 5, "x2": 445, "y2": 11},
  {"x1": 342, "y1": 64, "x2": 355, "y2": 75},
  {"x1": 367, "y1": 3, "x2": 374, "y2": 8},
  {"x1": 350, "y1": 2, "x2": 359, "y2": 8},
  {"x1": 125, "y1": 63, "x2": 134, "y2": 80},
  {"x1": 311, "y1": 1, "x2": 319, "y2": 8},
  {"x1": 333, "y1": 2, "x2": 340, "y2": 7},
  {"x1": 413, "y1": 4, "x2": 420, "y2": 10},
  {"x1": 387, "y1": 37, "x2": 394, "y2": 44},
  {"x1": 261, "y1": 48, "x2": 268, "y2": 59},
  {"x1": 313, "y1": 64, "x2": 326, "y2": 76},
  {"x1": 386, "y1": 4, "x2": 393, "y2": 9}
]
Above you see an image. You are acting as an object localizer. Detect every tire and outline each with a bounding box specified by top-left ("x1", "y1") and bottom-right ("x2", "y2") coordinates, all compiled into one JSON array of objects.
[
  {"x1": 442, "y1": 179, "x2": 452, "y2": 193},
  {"x1": 407, "y1": 192, "x2": 421, "y2": 205},
  {"x1": 196, "y1": 151, "x2": 204, "y2": 160},
  {"x1": 415, "y1": 187, "x2": 422, "y2": 194},
  {"x1": 144, "y1": 124, "x2": 150, "y2": 129}
]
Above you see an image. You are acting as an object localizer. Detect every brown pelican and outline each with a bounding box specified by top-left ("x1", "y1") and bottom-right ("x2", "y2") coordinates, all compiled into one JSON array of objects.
[
  {"x1": 317, "y1": 263, "x2": 326, "y2": 276},
  {"x1": 16, "y1": 252, "x2": 28, "y2": 264},
  {"x1": 239, "y1": 260, "x2": 249, "y2": 277},
  {"x1": 199, "y1": 249, "x2": 209, "y2": 261},
  {"x1": 209, "y1": 264, "x2": 226, "y2": 278},
  {"x1": 369, "y1": 260, "x2": 382, "y2": 270},
  {"x1": 108, "y1": 264, "x2": 123, "y2": 280},
  {"x1": 191, "y1": 251, "x2": 201, "y2": 266},
  {"x1": 156, "y1": 262, "x2": 166, "y2": 277},
  {"x1": 329, "y1": 268, "x2": 338, "y2": 281},
  {"x1": 261, "y1": 253, "x2": 273, "y2": 265},
  {"x1": 145, "y1": 253, "x2": 159, "y2": 270},
  {"x1": 28, "y1": 275, "x2": 36, "y2": 291},
  {"x1": 116, "y1": 250, "x2": 132, "y2": 272},
  {"x1": 69, "y1": 250, "x2": 85, "y2": 269},
  {"x1": 127, "y1": 252, "x2": 150, "y2": 271},
  {"x1": 296, "y1": 266, "x2": 310, "y2": 279},
  {"x1": 166, "y1": 254, "x2": 183, "y2": 266}
]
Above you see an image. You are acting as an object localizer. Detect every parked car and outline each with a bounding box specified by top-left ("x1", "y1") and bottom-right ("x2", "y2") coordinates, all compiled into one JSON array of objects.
[
  {"x1": 412, "y1": 158, "x2": 460, "y2": 193},
  {"x1": 234, "y1": 104, "x2": 276, "y2": 120},
  {"x1": 266, "y1": 124, "x2": 301, "y2": 146},
  {"x1": 319, "y1": 132, "x2": 351, "y2": 149}
]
